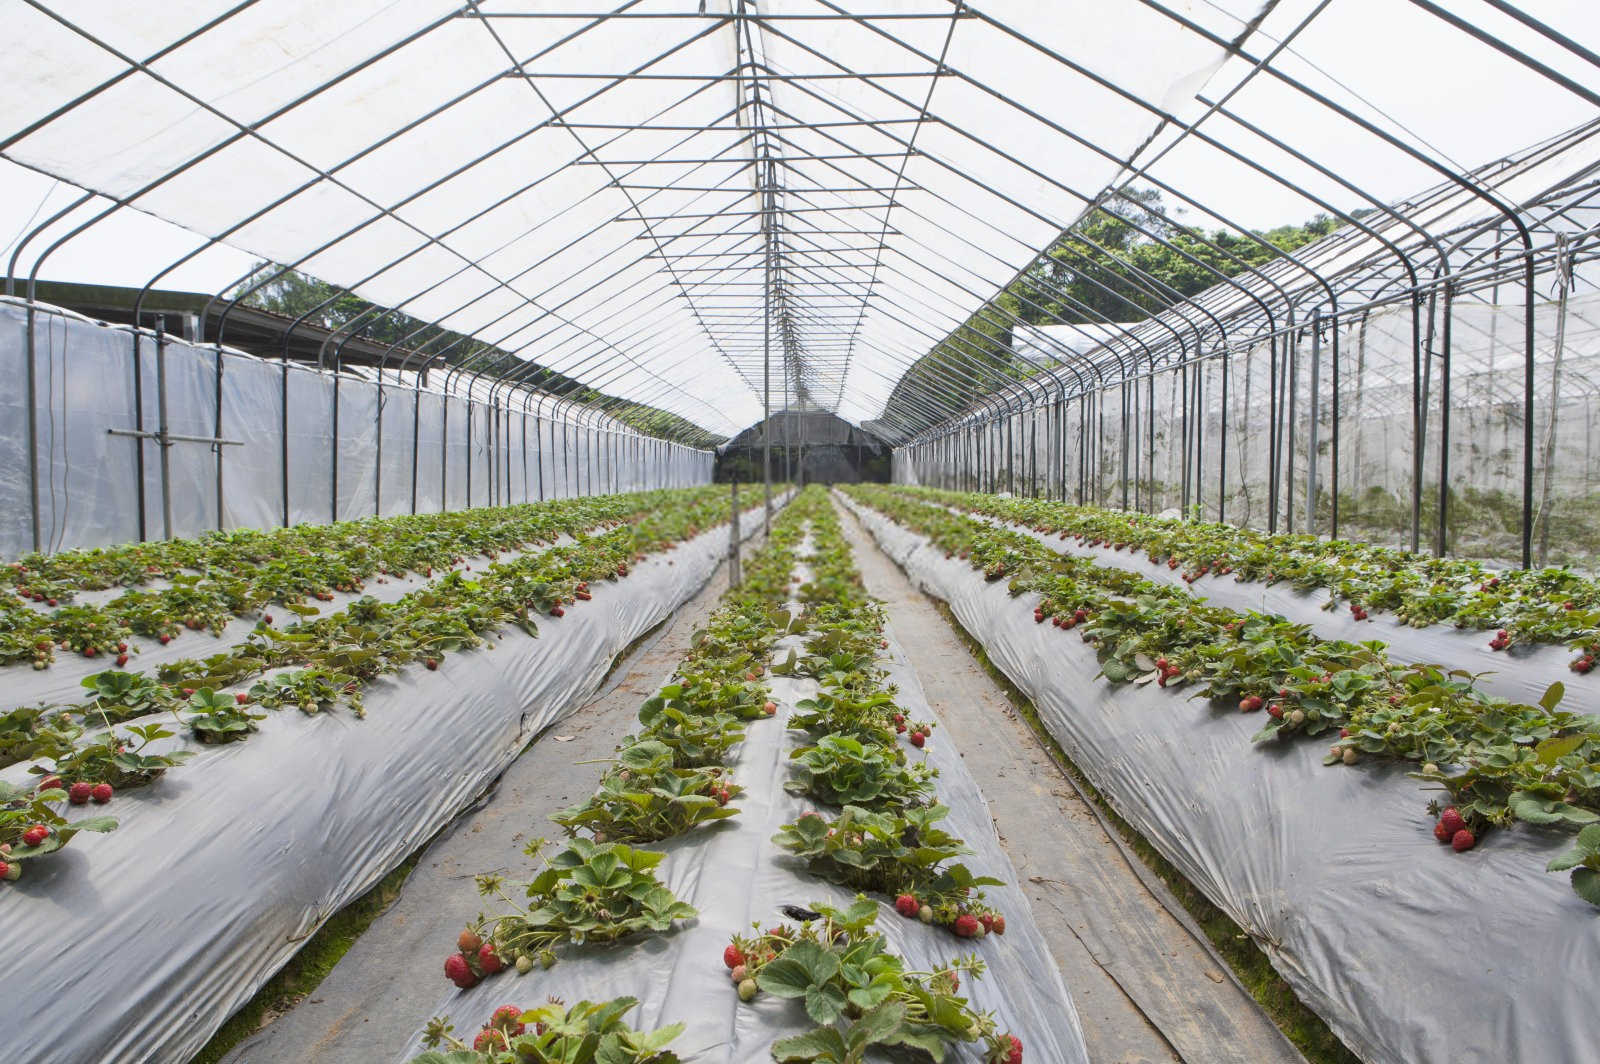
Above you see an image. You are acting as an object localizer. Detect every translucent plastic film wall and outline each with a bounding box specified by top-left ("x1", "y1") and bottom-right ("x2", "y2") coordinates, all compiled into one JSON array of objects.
[
  {"x1": 0, "y1": 301, "x2": 714, "y2": 559},
  {"x1": 892, "y1": 282, "x2": 1600, "y2": 572}
]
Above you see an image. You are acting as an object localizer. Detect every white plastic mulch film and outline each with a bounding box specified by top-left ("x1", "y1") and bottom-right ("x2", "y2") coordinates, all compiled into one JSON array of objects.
[
  {"x1": 0, "y1": 301, "x2": 713, "y2": 558},
  {"x1": 0, "y1": 0, "x2": 1253, "y2": 442},
  {"x1": 0, "y1": 503, "x2": 778, "y2": 1064},
  {"x1": 845, "y1": 494, "x2": 1600, "y2": 1064}
]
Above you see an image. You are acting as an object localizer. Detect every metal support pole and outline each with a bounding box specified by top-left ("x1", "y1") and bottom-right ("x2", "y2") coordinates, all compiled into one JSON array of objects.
[
  {"x1": 729, "y1": 479, "x2": 742, "y2": 587},
  {"x1": 155, "y1": 316, "x2": 174, "y2": 541},
  {"x1": 25, "y1": 300, "x2": 41, "y2": 552},
  {"x1": 1306, "y1": 308, "x2": 1321, "y2": 534}
]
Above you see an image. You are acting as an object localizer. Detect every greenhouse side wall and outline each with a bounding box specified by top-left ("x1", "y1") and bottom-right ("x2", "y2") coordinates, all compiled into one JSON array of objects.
[
  {"x1": 894, "y1": 291, "x2": 1600, "y2": 571},
  {"x1": 0, "y1": 300, "x2": 714, "y2": 559}
]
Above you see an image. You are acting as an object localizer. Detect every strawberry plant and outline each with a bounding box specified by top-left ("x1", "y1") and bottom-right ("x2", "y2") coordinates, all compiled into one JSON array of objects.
[
  {"x1": 725, "y1": 897, "x2": 1019, "y2": 1063},
  {"x1": 774, "y1": 805, "x2": 1001, "y2": 933},
  {"x1": 187, "y1": 688, "x2": 266, "y2": 743},
  {"x1": 1547, "y1": 825, "x2": 1600, "y2": 906},
  {"x1": 414, "y1": 996, "x2": 683, "y2": 1063},
  {"x1": 631, "y1": 703, "x2": 748, "y2": 768},
  {"x1": 246, "y1": 666, "x2": 364, "y2": 717},
  {"x1": 0, "y1": 704, "x2": 82, "y2": 769},
  {"x1": 0, "y1": 779, "x2": 116, "y2": 882},
  {"x1": 453, "y1": 838, "x2": 697, "y2": 982},
  {"x1": 33, "y1": 721, "x2": 192, "y2": 790},
  {"x1": 552, "y1": 740, "x2": 741, "y2": 843},
  {"x1": 0, "y1": 604, "x2": 52, "y2": 667},
  {"x1": 79, "y1": 669, "x2": 178, "y2": 725},
  {"x1": 786, "y1": 733, "x2": 936, "y2": 809},
  {"x1": 788, "y1": 687, "x2": 901, "y2": 746}
]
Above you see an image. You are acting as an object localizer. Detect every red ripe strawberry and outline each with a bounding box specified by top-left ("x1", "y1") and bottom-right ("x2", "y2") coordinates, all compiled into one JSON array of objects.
[
  {"x1": 895, "y1": 722, "x2": 906, "y2": 733},
  {"x1": 69, "y1": 782, "x2": 92, "y2": 805},
  {"x1": 0, "y1": 860, "x2": 11, "y2": 882},
  {"x1": 1433, "y1": 819, "x2": 1453, "y2": 844},
  {"x1": 550, "y1": 605, "x2": 564, "y2": 617},
  {"x1": 490, "y1": 1005, "x2": 525, "y2": 1033},
  {"x1": 894, "y1": 894, "x2": 920, "y2": 918},
  {"x1": 1267, "y1": 703, "x2": 1284, "y2": 719},
  {"x1": 459, "y1": 929, "x2": 484, "y2": 954},
  {"x1": 979, "y1": 913, "x2": 995, "y2": 933},
  {"x1": 159, "y1": 634, "x2": 172, "y2": 644},
  {"x1": 91, "y1": 783, "x2": 113, "y2": 804},
  {"x1": 235, "y1": 692, "x2": 250, "y2": 705},
  {"x1": 22, "y1": 825, "x2": 49, "y2": 847},
  {"x1": 425, "y1": 658, "x2": 439, "y2": 671},
  {"x1": 990, "y1": 913, "x2": 1006, "y2": 935},
  {"x1": 892, "y1": 714, "x2": 904, "y2": 725},
  {"x1": 724, "y1": 944, "x2": 745, "y2": 969},
  {"x1": 478, "y1": 943, "x2": 504, "y2": 975},
  {"x1": 1002, "y1": 1033, "x2": 1023, "y2": 1063},
  {"x1": 953, "y1": 913, "x2": 980, "y2": 938},
  {"x1": 1239, "y1": 695, "x2": 1263, "y2": 713},
  {"x1": 115, "y1": 653, "x2": 129, "y2": 667},
  {"x1": 444, "y1": 954, "x2": 472, "y2": 984},
  {"x1": 1439, "y1": 807, "x2": 1466, "y2": 837},
  {"x1": 763, "y1": 702, "x2": 777, "y2": 716},
  {"x1": 909, "y1": 731, "x2": 926, "y2": 748},
  {"x1": 83, "y1": 645, "x2": 97, "y2": 658},
  {"x1": 37, "y1": 775, "x2": 63, "y2": 793},
  {"x1": 1032, "y1": 608, "x2": 1045, "y2": 624},
  {"x1": 1452, "y1": 829, "x2": 1476, "y2": 852}
]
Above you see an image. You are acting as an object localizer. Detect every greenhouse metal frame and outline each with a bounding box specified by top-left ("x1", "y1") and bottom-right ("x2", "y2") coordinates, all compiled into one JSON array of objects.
[{"x1": 0, "y1": 0, "x2": 1597, "y2": 568}]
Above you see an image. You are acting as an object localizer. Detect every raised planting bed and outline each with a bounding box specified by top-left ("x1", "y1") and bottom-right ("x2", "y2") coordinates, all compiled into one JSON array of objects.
[
  {"x1": 844, "y1": 485, "x2": 1600, "y2": 1064},
  {"x1": 901, "y1": 486, "x2": 1600, "y2": 686},
  {"x1": 1, "y1": 489, "x2": 725, "y2": 672},
  {"x1": 403, "y1": 487, "x2": 1086, "y2": 1064},
  {"x1": 0, "y1": 490, "x2": 785, "y2": 1064}
]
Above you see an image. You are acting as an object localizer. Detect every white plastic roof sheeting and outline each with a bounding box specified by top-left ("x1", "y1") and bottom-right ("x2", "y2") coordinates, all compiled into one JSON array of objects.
[{"x1": 1, "y1": 0, "x2": 1596, "y2": 441}]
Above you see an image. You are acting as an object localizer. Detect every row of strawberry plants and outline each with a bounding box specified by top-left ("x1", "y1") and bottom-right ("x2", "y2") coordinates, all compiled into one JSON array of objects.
[
  {"x1": 1, "y1": 489, "x2": 725, "y2": 769},
  {"x1": 0, "y1": 489, "x2": 748, "y2": 891},
  {"x1": 846, "y1": 484, "x2": 1600, "y2": 909},
  {"x1": 426, "y1": 491, "x2": 809, "y2": 1031},
  {"x1": 2, "y1": 487, "x2": 725, "y2": 669},
  {"x1": 418, "y1": 489, "x2": 1025, "y2": 1064},
  {"x1": 899, "y1": 486, "x2": 1600, "y2": 670},
  {"x1": 735, "y1": 492, "x2": 1023, "y2": 1064},
  {"x1": 769, "y1": 500, "x2": 1008, "y2": 940}
]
